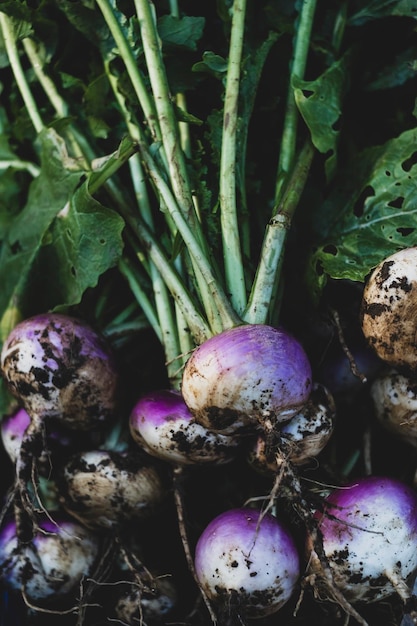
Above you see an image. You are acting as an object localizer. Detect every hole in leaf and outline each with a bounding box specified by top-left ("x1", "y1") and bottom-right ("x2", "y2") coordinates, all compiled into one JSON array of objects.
[
  {"x1": 385, "y1": 170, "x2": 391, "y2": 176},
  {"x1": 388, "y1": 196, "x2": 404, "y2": 209},
  {"x1": 353, "y1": 185, "x2": 375, "y2": 217},
  {"x1": 315, "y1": 260, "x2": 324, "y2": 276},
  {"x1": 10, "y1": 240, "x2": 22, "y2": 254},
  {"x1": 323, "y1": 244, "x2": 337, "y2": 256},
  {"x1": 397, "y1": 227, "x2": 414, "y2": 237},
  {"x1": 402, "y1": 151, "x2": 417, "y2": 172},
  {"x1": 99, "y1": 238, "x2": 106, "y2": 245},
  {"x1": 301, "y1": 89, "x2": 314, "y2": 98},
  {"x1": 332, "y1": 117, "x2": 341, "y2": 132},
  {"x1": 71, "y1": 266, "x2": 77, "y2": 277}
]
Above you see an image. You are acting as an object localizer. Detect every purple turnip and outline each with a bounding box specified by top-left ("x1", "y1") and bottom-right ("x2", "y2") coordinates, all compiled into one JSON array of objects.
[
  {"x1": 129, "y1": 388, "x2": 240, "y2": 465},
  {"x1": 194, "y1": 507, "x2": 300, "y2": 620},
  {"x1": 309, "y1": 476, "x2": 417, "y2": 608},
  {"x1": 0, "y1": 313, "x2": 119, "y2": 539},
  {"x1": 0, "y1": 514, "x2": 101, "y2": 608},
  {"x1": 181, "y1": 324, "x2": 312, "y2": 434}
]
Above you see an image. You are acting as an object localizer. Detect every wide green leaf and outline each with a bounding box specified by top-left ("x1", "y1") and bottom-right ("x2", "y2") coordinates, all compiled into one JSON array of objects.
[
  {"x1": 0, "y1": 128, "x2": 125, "y2": 319},
  {"x1": 307, "y1": 126, "x2": 417, "y2": 296},
  {"x1": 293, "y1": 52, "x2": 351, "y2": 178}
]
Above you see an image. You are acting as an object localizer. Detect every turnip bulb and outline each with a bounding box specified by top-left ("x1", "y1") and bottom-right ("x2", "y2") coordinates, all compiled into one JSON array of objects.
[
  {"x1": 1, "y1": 406, "x2": 74, "y2": 468},
  {"x1": 0, "y1": 514, "x2": 101, "y2": 607},
  {"x1": 370, "y1": 369, "x2": 417, "y2": 447},
  {"x1": 113, "y1": 574, "x2": 177, "y2": 625},
  {"x1": 182, "y1": 324, "x2": 312, "y2": 434},
  {"x1": 0, "y1": 313, "x2": 118, "y2": 428},
  {"x1": 309, "y1": 476, "x2": 417, "y2": 604},
  {"x1": 250, "y1": 383, "x2": 336, "y2": 470},
  {"x1": 58, "y1": 449, "x2": 166, "y2": 530},
  {"x1": 0, "y1": 313, "x2": 120, "y2": 541},
  {"x1": 194, "y1": 507, "x2": 300, "y2": 619},
  {"x1": 361, "y1": 247, "x2": 417, "y2": 370},
  {"x1": 129, "y1": 389, "x2": 240, "y2": 465}
]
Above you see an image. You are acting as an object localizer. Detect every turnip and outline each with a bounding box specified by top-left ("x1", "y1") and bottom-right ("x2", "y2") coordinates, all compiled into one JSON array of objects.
[
  {"x1": 181, "y1": 324, "x2": 312, "y2": 434},
  {"x1": 308, "y1": 476, "x2": 417, "y2": 610},
  {"x1": 250, "y1": 383, "x2": 336, "y2": 470},
  {"x1": 370, "y1": 368, "x2": 417, "y2": 447},
  {"x1": 0, "y1": 313, "x2": 118, "y2": 427},
  {"x1": 1, "y1": 406, "x2": 75, "y2": 469},
  {"x1": 57, "y1": 449, "x2": 166, "y2": 530},
  {"x1": 0, "y1": 513, "x2": 101, "y2": 610},
  {"x1": 129, "y1": 388, "x2": 240, "y2": 465},
  {"x1": 361, "y1": 247, "x2": 417, "y2": 370},
  {"x1": 0, "y1": 313, "x2": 119, "y2": 539},
  {"x1": 113, "y1": 574, "x2": 177, "y2": 625},
  {"x1": 194, "y1": 507, "x2": 300, "y2": 620}
]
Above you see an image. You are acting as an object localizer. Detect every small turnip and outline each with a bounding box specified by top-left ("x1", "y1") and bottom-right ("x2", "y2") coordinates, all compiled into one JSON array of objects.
[
  {"x1": 250, "y1": 383, "x2": 335, "y2": 470},
  {"x1": 181, "y1": 324, "x2": 312, "y2": 434},
  {"x1": 309, "y1": 476, "x2": 417, "y2": 606},
  {"x1": 0, "y1": 313, "x2": 119, "y2": 538},
  {"x1": 129, "y1": 388, "x2": 240, "y2": 465},
  {"x1": 194, "y1": 507, "x2": 300, "y2": 620},
  {"x1": 1, "y1": 312, "x2": 118, "y2": 427},
  {"x1": 361, "y1": 247, "x2": 417, "y2": 370},
  {"x1": 370, "y1": 368, "x2": 417, "y2": 447},
  {"x1": 0, "y1": 514, "x2": 101, "y2": 608},
  {"x1": 58, "y1": 449, "x2": 166, "y2": 530}
]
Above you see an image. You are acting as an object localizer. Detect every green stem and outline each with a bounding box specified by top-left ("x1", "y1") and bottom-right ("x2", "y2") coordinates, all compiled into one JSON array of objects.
[
  {"x1": 133, "y1": 0, "x2": 199, "y2": 229},
  {"x1": 219, "y1": 0, "x2": 247, "y2": 315},
  {"x1": 0, "y1": 12, "x2": 44, "y2": 133},
  {"x1": 95, "y1": 0, "x2": 160, "y2": 143},
  {"x1": 128, "y1": 154, "x2": 182, "y2": 385},
  {"x1": 130, "y1": 220, "x2": 211, "y2": 345},
  {"x1": 275, "y1": 0, "x2": 317, "y2": 203},
  {"x1": 22, "y1": 36, "x2": 89, "y2": 165},
  {"x1": 118, "y1": 257, "x2": 162, "y2": 342},
  {"x1": 244, "y1": 139, "x2": 314, "y2": 324},
  {"x1": 137, "y1": 136, "x2": 241, "y2": 334}
]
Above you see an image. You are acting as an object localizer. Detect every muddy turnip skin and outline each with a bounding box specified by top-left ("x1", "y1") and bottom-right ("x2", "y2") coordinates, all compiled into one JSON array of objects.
[
  {"x1": 0, "y1": 515, "x2": 100, "y2": 605},
  {"x1": 181, "y1": 324, "x2": 312, "y2": 433},
  {"x1": 129, "y1": 389, "x2": 240, "y2": 465},
  {"x1": 0, "y1": 313, "x2": 118, "y2": 428},
  {"x1": 58, "y1": 449, "x2": 166, "y2": 530},
  {"x1": 361, "y1": 247, "x2": 417, "y2": 370},
  {"x1": 371, "y1": 369, "x2": 417, "y2": 447},
  {"x1": 194, "y1": 507, "x2": 300, "y2": 619},
  {"x1": 310, "y1": 476, "x2": 417, "y2": 604}
]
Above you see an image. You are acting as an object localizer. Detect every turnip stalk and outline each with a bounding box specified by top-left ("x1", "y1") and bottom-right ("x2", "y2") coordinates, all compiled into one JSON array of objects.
[
  {"x1": 219, "y1": 0, "x2": 248, "y2": 315},
  {"x1": 275, "y1": 0, "x2": 318, "y2": 202},
  {"x1": 0, "y1": 13, "x2": 43, "y2": 134}
]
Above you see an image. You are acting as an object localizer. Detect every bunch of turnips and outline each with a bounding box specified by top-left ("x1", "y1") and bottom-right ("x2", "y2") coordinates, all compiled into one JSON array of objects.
[{"x1": 1, "y1": 256, "x2": 417, "y2": 626}]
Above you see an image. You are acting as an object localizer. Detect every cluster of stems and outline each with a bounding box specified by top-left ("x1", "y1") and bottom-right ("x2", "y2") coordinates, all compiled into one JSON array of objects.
[{"x1": 0, "y1": 0, "x2": 318, "y2": 387}]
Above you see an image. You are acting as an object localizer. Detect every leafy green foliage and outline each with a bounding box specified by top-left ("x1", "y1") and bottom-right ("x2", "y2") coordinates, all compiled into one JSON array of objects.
[
  {"x1": 307, "y1": 127, "x2": 417, "y2": 299},
  {"x1": 0, "y1": 129, "x2": 124, "y2": 320}
]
